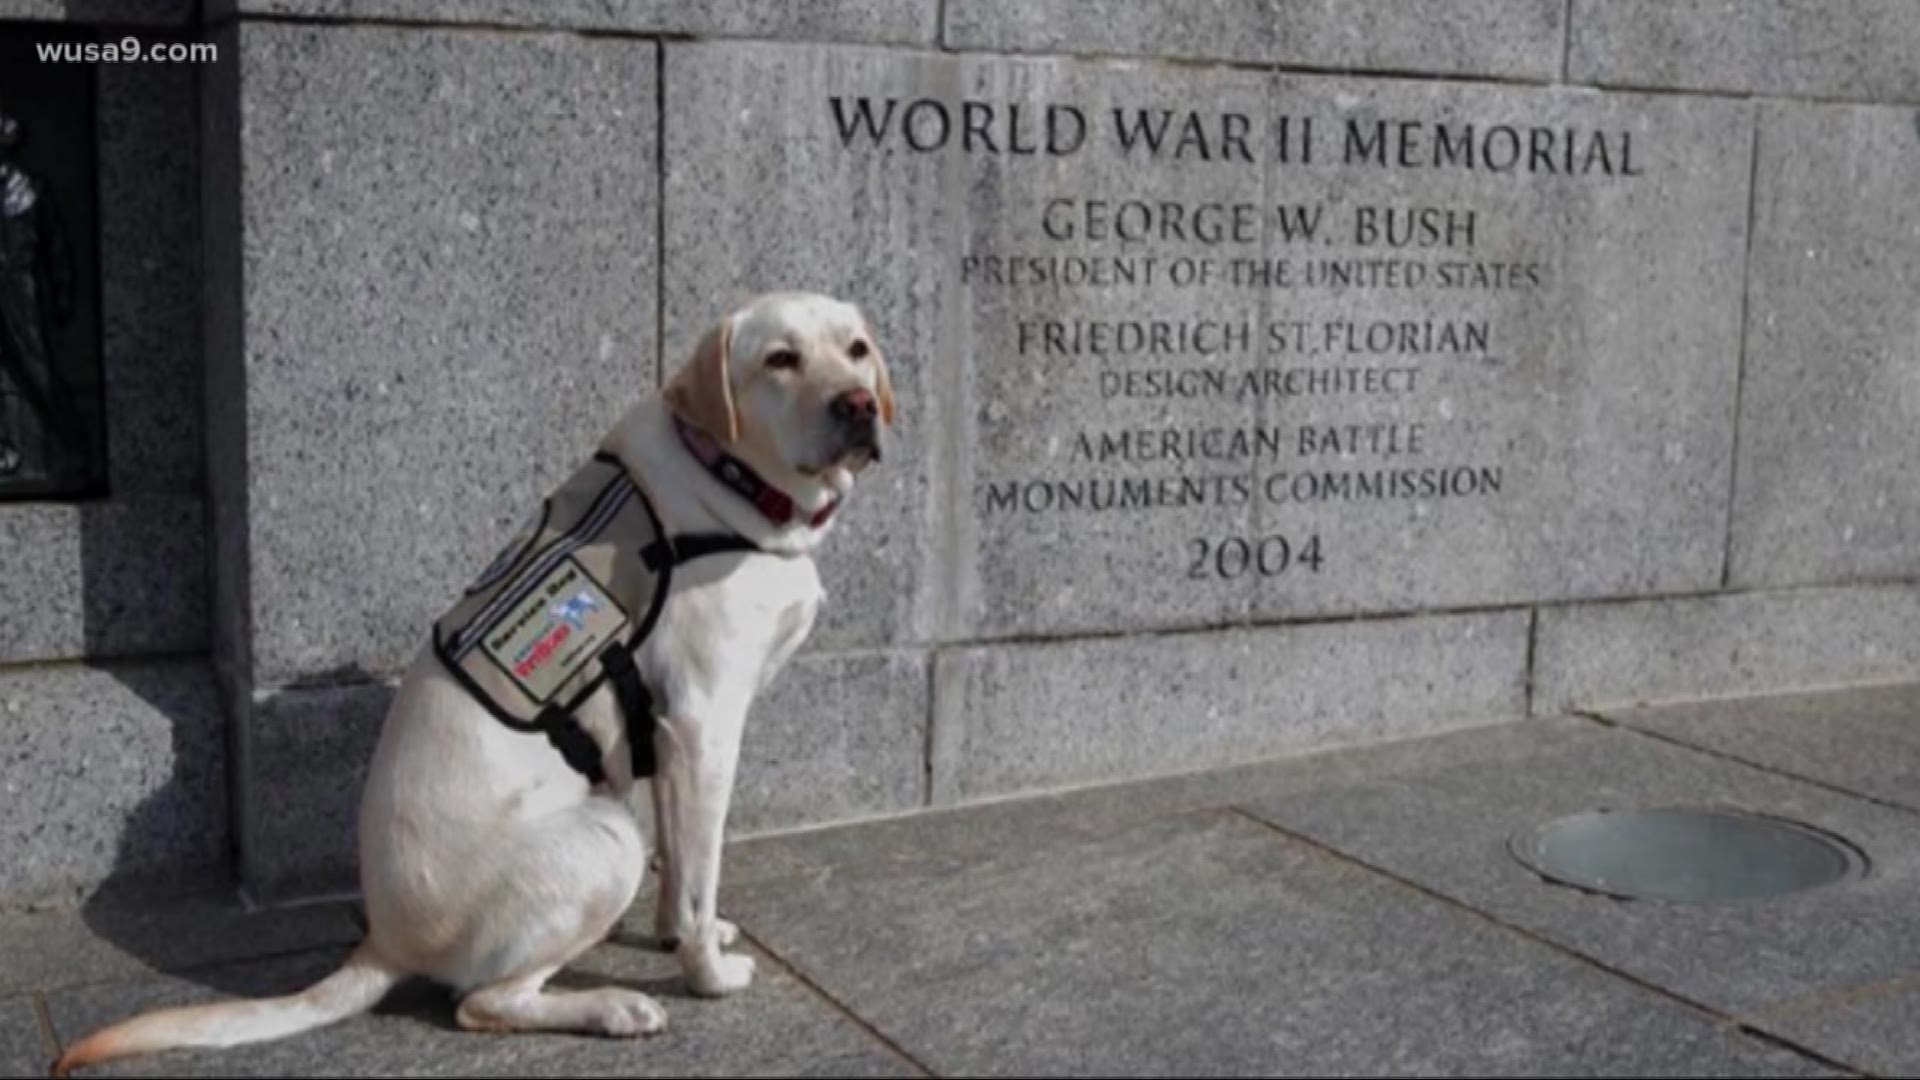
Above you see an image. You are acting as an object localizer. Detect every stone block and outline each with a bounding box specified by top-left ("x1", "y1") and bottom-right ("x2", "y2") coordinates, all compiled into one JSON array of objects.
[
  {"x1": 215, "y1": 0, "x2": 936, "y2": 44},
  {"x1": 725, "y1": 808, "x2": 1822, "y2": 1076},
  {"x1": 225, "y1": 22, "x2": 657, "y2": 685},
  {"x1": 239, "y1": 678, "x2": 393, "y2": 903},
  {"x1": 662, "y1": 41, "x2": 958, "y2": 650},
  {"x1": 1534, "y1": 585, "x2": 1920, "y2": 713},
  {"x1": 930, "y1": 610, "x2": 1527, "y2": 803},
  {"x1": 1730, "y1": 101, "x2": 1920, "y2": 587},
  {"x1": 97, "y1": 58, "x2": 202, "y2": 496},
  {"x1": 669, "y1": 44, "x2": 1752, "y2": 640},
  {"x1": 0, "y1": 661, "x2": 224, "y2": 909},
  {"x1": 958, "y1": 58, "x2": 1270, "y2": 638},
  {"x1": 0, "y1": 497, "x2": 207, "y2": 663},
  {"x1": 1570, "y1": 0, "x2": 1920, "y2": 101},
  {"x1": 947, "y1": 0, "x2": 1566, "y2": 81},
  {"x1": 0, "y1": 0, "x2": 194, "y2": 22},
  {"x1": 995, "y1": 70, "x2": 1748, "y2": 635},
  {"x1": 731, "y1": 650, "x2": 928, "y2": 835}
]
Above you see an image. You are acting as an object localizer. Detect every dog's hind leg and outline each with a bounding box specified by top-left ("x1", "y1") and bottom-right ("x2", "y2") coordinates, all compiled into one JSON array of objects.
[
  {"x1": 441, "y1": 798, "x2": 666, "y2": 1037},
  {"x1": 456, "y1": 965, "x2": 665, "y2": 1037}
]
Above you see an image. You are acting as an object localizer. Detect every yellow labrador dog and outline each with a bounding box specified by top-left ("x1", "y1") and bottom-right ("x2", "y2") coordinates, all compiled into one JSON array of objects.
[{"x1": 54, "y1": 291, "x2": 894, "y2": 1075}]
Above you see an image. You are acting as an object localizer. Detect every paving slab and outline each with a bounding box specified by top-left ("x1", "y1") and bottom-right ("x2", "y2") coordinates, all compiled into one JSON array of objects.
[
  {"x1": 1754, "y1": 978, "x2": 1920, "y2": 1078},
  {"x1": 1, "y1": 1000, "x2": 50, "y2": 1080},
  {"x1": 723, "y1": 806, "x2": 1828, "y2": 1076},
  {"x1": 723, "y1": 716, "x2": 1556, "y2": 898},
  {"x1": 0, "y1": 891, "x2": 359, "y2": 998},
  {"x1": 44, "y1": 940, "x2": 909, "y2": 1078},
  {"x1": 1241, "y1": 718, "x2": 1920, "y2": 1031},
  {"x1": 1601, "y1": 683, "x2": 1920, "y2": 814}
]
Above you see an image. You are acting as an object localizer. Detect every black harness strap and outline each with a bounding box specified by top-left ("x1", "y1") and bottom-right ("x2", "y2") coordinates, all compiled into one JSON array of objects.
[
  {"x1": 540, "y1": 531, "x2": 761, "y2": 784},
  {"x1": 600, "y1": 644, "x2": 656, "y2": 779},
  {"x1": 641, "y1": 532, "x2": 762, "y2": 572},
  {"x1": 542, "y1": 709, "x2": 610, "y2": 784}
]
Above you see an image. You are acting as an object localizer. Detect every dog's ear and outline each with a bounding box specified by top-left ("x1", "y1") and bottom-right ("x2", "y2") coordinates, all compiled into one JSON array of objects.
[
  {"x1": 664, "y1": 319, "x2": 740, "y2": 443},
  {"x1": 864, "y1": 317, "x2": 897, "y2": 428}
]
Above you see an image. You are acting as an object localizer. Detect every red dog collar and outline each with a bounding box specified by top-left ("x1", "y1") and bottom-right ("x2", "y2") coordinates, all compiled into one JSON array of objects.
[{"x1": 673, "y1": 414, "x2": 839, "y2": 528}]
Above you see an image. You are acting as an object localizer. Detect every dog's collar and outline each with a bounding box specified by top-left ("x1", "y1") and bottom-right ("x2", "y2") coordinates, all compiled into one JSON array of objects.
[{"x1": 672, "y1": 413, "x2": 840, "y2": 529}]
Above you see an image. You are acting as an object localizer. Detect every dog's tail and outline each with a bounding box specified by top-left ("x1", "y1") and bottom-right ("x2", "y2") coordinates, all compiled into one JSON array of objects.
[{"x1": 50, "y1": 941, "x2": 404, "y2": 1077}]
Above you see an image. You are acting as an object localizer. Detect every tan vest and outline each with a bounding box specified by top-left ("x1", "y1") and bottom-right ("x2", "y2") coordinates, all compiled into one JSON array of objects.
[
  {"x1": 433, "y1": 437, "x2": 767, "y2": 782},
  {"x1": 433, "y1": 451, "x2": 674, "y2": 730}
]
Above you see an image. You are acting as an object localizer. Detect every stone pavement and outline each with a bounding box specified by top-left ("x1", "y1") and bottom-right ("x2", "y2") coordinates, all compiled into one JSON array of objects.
[{"x1": 6, "y1": 683, "x2": 1919, "y2": 1077}]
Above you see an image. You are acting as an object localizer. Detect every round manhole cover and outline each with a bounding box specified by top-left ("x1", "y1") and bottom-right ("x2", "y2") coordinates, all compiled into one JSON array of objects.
[{"x1": 1512, "y1": 808, "x2": 1865, "y2": 902}]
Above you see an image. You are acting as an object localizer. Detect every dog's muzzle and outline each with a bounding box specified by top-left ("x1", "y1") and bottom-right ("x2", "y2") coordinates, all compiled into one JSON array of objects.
[{"x1": 830, "y1": 388, "x2": 883, "y2": 463}]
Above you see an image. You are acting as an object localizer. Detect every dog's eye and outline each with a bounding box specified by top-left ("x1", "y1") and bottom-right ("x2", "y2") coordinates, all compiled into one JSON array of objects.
[
  {"x1": 848, "y1": 340, "x2": 870, "y2": 361},
  {"x1": 766, "y1": 349, "x2": 802, "y2": 371}
]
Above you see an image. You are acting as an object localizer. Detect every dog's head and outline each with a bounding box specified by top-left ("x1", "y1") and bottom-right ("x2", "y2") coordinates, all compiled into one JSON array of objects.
[{"x1": 664, "y1": 292, "x2": 895, "y2": 489}]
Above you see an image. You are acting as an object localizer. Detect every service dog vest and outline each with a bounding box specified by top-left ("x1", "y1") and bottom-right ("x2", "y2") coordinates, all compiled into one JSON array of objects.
[{"x1": 432, "y1": 449, "x2": 757, "y2": 784}]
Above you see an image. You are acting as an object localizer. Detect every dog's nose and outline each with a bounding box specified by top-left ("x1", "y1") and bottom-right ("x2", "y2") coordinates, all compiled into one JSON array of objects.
[{"x1": 831, "y1": 389, "x2": 878, "y2": 424}]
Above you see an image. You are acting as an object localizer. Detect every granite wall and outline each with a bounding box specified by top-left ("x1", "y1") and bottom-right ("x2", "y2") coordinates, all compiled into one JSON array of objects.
[
  {"x1": 0, "y1": 10, "x2": 215, "y2": 908},
  {"x1": 4, "y1": 0, "x2": 1918, "y2": 905}
]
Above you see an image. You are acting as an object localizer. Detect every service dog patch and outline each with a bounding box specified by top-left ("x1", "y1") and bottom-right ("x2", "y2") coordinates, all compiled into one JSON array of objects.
[{"x1": 479, "y1": 557, "x2": 629, "y2": 703}]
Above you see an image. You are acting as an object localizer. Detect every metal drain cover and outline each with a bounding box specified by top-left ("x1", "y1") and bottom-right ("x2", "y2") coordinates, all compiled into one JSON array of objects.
[{"x1": 1512, "y1": 808, "x2": 1863, "y2": 902}]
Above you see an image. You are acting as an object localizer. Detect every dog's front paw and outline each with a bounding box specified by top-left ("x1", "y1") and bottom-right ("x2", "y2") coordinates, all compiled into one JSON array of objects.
[{"x1": 685, "y1": 950, "x2": 756, "y2": 998}]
